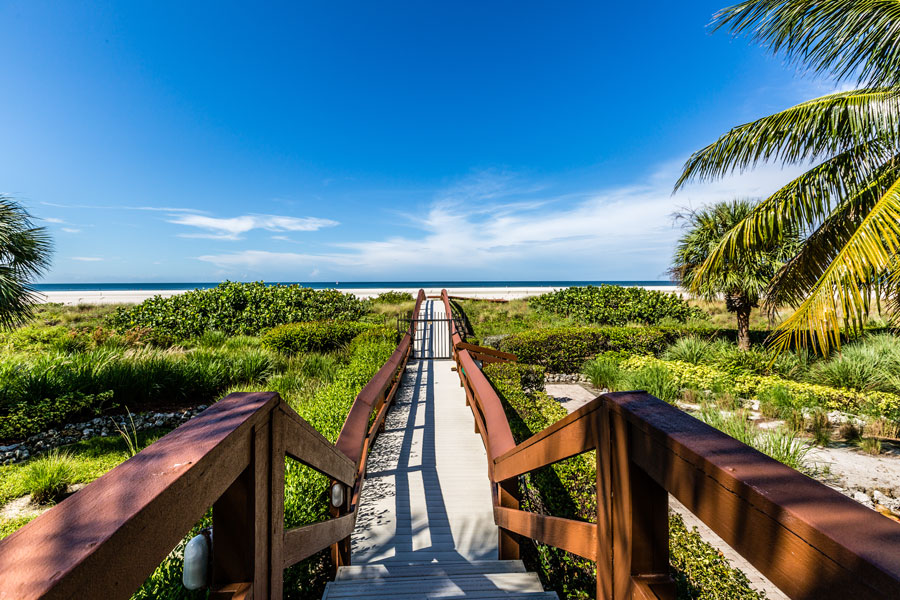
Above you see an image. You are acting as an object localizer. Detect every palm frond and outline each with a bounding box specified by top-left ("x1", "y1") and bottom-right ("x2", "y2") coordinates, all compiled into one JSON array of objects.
[
  {"x1": 764, "y1": 166, "x2": 898, "y2": 309},
  {"x1": 769, "y1": 172, "x2": 900, "y2": 354},
  {"x1": 686, "y1": 147, "x2": 900, "y2": 293},
  {"x1": 674, "y1": 89, "x2": 900, "y2": 189},
  {"x1": 713, "y1": 0, "x2": 900, "y2": 88}
]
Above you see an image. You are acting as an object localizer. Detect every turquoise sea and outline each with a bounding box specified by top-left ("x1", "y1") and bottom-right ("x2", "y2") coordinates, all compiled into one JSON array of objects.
[{"x1": 34, "y1": 280, "x2": 675, "y2": 292}]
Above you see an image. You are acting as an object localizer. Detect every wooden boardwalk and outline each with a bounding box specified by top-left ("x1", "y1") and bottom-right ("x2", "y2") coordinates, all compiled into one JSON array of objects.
[
  {"x1": 326, "y1": 301, "x2": 557, "y2": 599},
  {"x1": 350, "y1": 300, "x2": 497, "y2": 563}
]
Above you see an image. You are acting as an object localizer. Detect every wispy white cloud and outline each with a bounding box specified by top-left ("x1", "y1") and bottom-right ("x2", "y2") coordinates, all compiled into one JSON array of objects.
[
  {"x1": 41, "y1": 201, "x2": 204, "y2": 213},
  {"x1": 44, "y1": 217, "x2": 65, "y2": 223},
  {"x1": 61, "y1": 227, "x2": 81, "y2": 233},
  {"x1": 71, "y1": 256, "x2": 103, "y2": 262},
  {"x1": 197, "y1": 160, "x2": 806, "y2": 279},
  {"x1": 170, "y1": 214, "x2": 338, "y2": 240}
]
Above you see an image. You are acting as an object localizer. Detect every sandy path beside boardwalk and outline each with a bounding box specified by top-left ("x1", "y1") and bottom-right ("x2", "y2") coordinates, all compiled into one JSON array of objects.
[{"x1": 37, "y1": 285, "x2": 686, "y2": 305}]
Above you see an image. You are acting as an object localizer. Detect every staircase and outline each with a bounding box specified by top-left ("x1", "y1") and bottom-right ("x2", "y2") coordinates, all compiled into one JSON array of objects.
[{"x1": 323, "y1": 559, "x2": 558, "y2": 599}]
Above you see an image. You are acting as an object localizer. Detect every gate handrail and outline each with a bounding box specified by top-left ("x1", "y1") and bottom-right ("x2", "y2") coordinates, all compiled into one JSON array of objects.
[
  {"x1": 440, "y1": 289, "x2": 900, "y2": 600},
  {"x1": 0, "y1": 288, "x2": 426, "y2": 600}
]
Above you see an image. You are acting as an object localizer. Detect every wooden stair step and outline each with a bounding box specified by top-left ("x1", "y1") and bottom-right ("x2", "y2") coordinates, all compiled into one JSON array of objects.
[
  {"x1": 322, "y1": 571, "x2": 544, "y2": 598},
  {"x1": 335, "y1": 560, "x2": 527, "y2": 581}
]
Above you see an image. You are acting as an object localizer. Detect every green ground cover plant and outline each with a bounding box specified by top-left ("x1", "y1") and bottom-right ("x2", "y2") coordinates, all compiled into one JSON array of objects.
[
  {"x1": 483, "y1": 362, "x2": 765, "y2": 600},
  {"x1": 620, "y1": 355, "x2": 900, "y2": 419},
  {"x1": 110, "y1": 282, "x2": 366, "y2": 339},
  {"x1": 529, "y1": 285, "x2": 705, "y2": 326},
  {"x1": 0, "y1": 428, "x2": 169, "y2": 537}
]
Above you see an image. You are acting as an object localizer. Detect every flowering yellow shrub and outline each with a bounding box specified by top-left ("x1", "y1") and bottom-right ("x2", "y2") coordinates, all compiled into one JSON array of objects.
[{"x1": 620, "y1": 355, "x2": 900, "y2": 416}]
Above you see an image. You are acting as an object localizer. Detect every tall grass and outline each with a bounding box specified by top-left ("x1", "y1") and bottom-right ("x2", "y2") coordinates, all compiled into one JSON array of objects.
[
  {"x1": 810, "y1": 334, "x2": 900, "y2": 393},
  {"x1": 664, "y1": 336, "x2": 712, "y2": 364},
  {"x1": 698, "y1": 404, "x2": 811, "y2": 473},
  {"x1": 623, "y1": 363, "x2": 679, "y2": 404},
  {"x1": 0, "y1": 345, "x2": 281, "y2": 440},
  {"x1": 22, "y1": 449, "x2": 77, "y2": 504},
  {"x1": 582, "y1": 357, "x2": 622, "y2": 391}
]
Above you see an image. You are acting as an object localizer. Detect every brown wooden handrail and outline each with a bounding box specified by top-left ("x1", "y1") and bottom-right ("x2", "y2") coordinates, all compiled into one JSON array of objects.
[
  {"x1": 441, "y1": 289, "x2": 900, "y2": 600},
  {"x1": 0, "y1": 289, "x2": 427, "y2": 600}
]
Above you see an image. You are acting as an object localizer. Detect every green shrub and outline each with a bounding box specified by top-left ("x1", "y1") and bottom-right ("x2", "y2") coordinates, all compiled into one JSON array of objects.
[
  {"x1": 582, "y1": 357, "x2": 622, "y2": 391},
  {"x1": 110, "y1": 282, "x2": 366, "y2": 339},
  {"x1": 498, "y1": 326, "x2": 675, "y2": 373},
  {"x1": 484, "y1": 362, "x2": 765, "y2": 600},
  {"x1": 669, "y1": 513, "x2": 765, "y2": 600},
  {"x1": 262, "y1": 321, "x2": 370, "y2": 354},
  {"x1": 371, "y1": 291, "x2": 414, "y2": 304},
  {"x1": 529, "y1": 285, "x2": 705, "y2": 326},
  {"x1": 22, "y1": 449, "x2": 77, "y2": 504}
]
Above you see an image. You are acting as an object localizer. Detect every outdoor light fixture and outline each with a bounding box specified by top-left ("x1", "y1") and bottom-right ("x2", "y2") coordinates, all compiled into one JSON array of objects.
[
  {"x1": 182, "y1": 528, "x2": 212, "y2": 590},
  {"x1": 330, "y1": 482, "x2": 345, "y2": 508}
]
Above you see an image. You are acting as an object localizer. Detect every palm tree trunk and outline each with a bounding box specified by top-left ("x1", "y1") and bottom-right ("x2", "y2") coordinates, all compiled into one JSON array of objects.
[{"x1": 736, "y1": 305, "x2": 752, "y2": 351}]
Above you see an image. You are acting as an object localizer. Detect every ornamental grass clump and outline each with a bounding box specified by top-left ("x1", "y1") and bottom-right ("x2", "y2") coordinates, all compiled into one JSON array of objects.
[
  {"x1": 582, "y1": 357, "x2": 622, "y2": 391},
  {"x1": 623, "y1": 363, "x2": 679, "y2": 404},
  {"x1": 23, "y1": 449, "x2": 77, "y2": 504},
  {"x1": 699, "y1": 404, "x2": 811, "y2": 473},
  {"x1": 664, "y1": 335, "x2": 712, "y2": 364}
]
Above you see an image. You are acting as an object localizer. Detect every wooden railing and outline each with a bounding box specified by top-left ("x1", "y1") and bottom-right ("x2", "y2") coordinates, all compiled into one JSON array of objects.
[
  {"x1": 0, "y1": 289, "x2": 426, "y2": 600},
  {"x1": 441, "y1": 289, "x2": 900, "y2": 600}
]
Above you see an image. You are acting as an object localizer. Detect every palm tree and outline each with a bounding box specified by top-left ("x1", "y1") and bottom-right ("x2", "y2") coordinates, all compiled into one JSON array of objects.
[
  {"x1": 671, "y1": 199, "x2": 798, "y2": 350},
  {"x1": 0, "y1": 196, "x2": 52, "y2": 328},
  {"x1": 675, "y1": 0, "x2": 900, "y2": 354}
]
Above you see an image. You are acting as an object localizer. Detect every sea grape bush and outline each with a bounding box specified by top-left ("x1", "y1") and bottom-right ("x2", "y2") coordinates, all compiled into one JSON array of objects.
[
  {"x1": 529, "y1": 285, "x2": 704, "y2": 326},
  {"x1": 110, "y1": 282, "x2": 367, "y2": 339},
  {"x1": 371, "y1": 291, "x2": 414, "y2": 304},
  {"x1": 262, "y1": 321, "x2": 371, "y2": 354},
  {"x1": 497, "y1": 326, "x2": 675, "y2": 372}
]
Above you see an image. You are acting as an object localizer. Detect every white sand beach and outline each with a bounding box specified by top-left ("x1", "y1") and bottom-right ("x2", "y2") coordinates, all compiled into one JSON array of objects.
[{"x1": 36, "y1": 285, "x2": 687, "y2": 305}]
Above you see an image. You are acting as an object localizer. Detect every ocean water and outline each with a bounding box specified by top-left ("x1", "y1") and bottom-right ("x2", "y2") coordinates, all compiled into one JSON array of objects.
[{"x1": 34, "y1": 280, "x2": 676, "y2": 292}]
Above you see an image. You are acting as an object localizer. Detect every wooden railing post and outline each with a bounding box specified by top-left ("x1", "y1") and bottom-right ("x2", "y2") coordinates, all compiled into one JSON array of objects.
[
  {"x1": 597, "y1": 401, "x2": 674, "y2": 600},
  {"x1": 270, "y1": 409, "x2": 285, "y2": 598},
  {"x1": 498, "y1": 480, "x2": 521, "y2": 560},
  {"x1": 329, "y1": 480, "x2": 352, "y2": 572},
  {"x1": 211, "y1": 414, "x2": 274, "y2": 599}
]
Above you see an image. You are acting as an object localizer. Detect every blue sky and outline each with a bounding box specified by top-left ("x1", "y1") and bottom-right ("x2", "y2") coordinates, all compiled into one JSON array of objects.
[{"x1": 0, "y1": 1, "x2": 833, "y2": 282}]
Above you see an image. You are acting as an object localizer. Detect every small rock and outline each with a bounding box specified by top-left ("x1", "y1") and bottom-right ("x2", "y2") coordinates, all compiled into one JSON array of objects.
[
  {"x1": 853, "y1": 491, "x2": 874, "y2": 508},
  {"x1": 82, "y1": 428, "x2": 94, "y2": 437}
]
